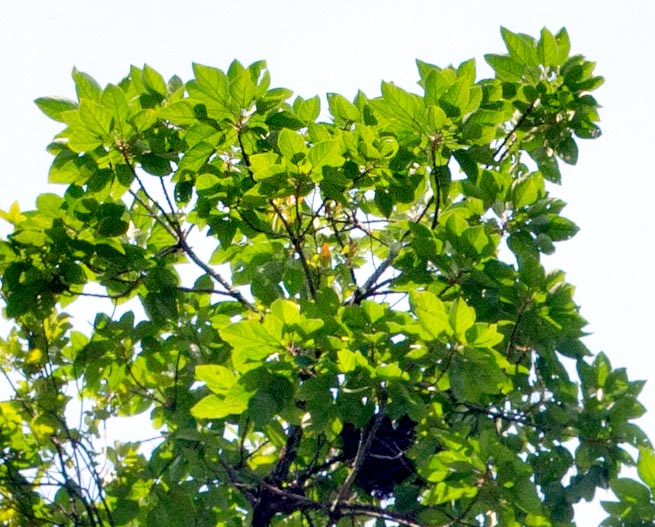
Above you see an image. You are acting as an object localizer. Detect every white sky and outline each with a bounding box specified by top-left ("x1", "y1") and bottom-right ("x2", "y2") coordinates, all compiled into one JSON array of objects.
[{"x1": 1, "y1": 1, "x2": 654, "y2": 524}]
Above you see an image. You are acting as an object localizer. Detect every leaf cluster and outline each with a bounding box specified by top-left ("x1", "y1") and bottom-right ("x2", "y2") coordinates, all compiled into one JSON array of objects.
[{"x1": 0, "y1": 27, "x2": 649, "y2": 527}]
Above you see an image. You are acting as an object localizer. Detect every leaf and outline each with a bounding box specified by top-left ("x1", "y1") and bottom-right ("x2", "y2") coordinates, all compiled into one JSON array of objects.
[
  {"x1": 101, "y1": 84, "x2": 129, "y2": 123},
  {"x1": 36, "y1": 193, "x2": 63, "y2": 218},
  {"x1": 112, "y1": 500, "x2": 139, "y2": 525},
  {"x1": 158, "y1": 101, "x2": 198, "y2": 125},
  {"x1": 0, "y1": 201, "x2": 26, "y2": 225},
  {"x1": 143, "y1": 64, "x2": 167, "y2": 96},
  {"x1": 512, "y1": 175, "x2": 541, "y2": 209},
  {"x1": 78, "y1": 99, "x2": 113, "y2": 140},
  {"x1": 34, "y1": 97, "x2": 77, "y2": 122},
  {"x1": 467, "y1": 323, "x2": 503, "y2": 348},
  {"x1": 72, "y1": 67, "x2": 101, "y2": 100},
  {"x1": 379, "y1": 81, "x2": 422, "y2": 128},
  {"x1": 195, "y1": 365, "x2": 237, "y2": 395},
  {"x1": 375, "y1": 363, "x2": 403, "y2": 379},
  {"x1": 638, "y1": 448, "x2": 655, "y2": 491},
  {"x1": 270, "y1": 299, "x2": 301, "y2": 326},
  {"x1": 142, "y1": 289, "x2": 178, "y2": 325},
  {"x1": 449, "y1": 298, "x2": 476, "y2": 337},
  {"x1": 556, "y1": 28, "x2": 571, "y2": 64},
  {"x1": 409, "y1": 291, "x2": 451, "y2": 340},
  {"x1": 440, "y1": 78, "x2": 470, "y2": 117},
  {"x1": 229, "y1": 69, "x2": 256, "y2": 109},
  {"x1": 168, "y1": 489, "x2": 196, "y2": 526},
  {"x1": 427, "y1": 105, "x2": 448, "y2": 130},
  {"x1": 219, "y1": 320, "x2": 283, "y2": 368},
  {"x1": 191, "y1": 394, "x2": 234, "y2": 419},
  {"x1": 501, "y1": 27, "x2": 537, "y2": 67},
  {"x1": 96, "y1": 216, "x2": 129, "y2": 237},
  {"x1": 484, "y1": 54, "x2": 524, "y2": 82},
  {"x1": 558, "y1": 136, "x2": 579, "y2": 165},
  {"x1": 337, "y1": 349, "x2": 357, "y2": 373},
  {"x1": 538, "y1": 28, "x2": 560, "y2": 67},
  {"x1": 327, "y1": 93, "x2": 359, "y2": 123},
  {"x1": 278, "y1": 128, "x2": 307, "y2": 161},
  {"x1": 294, "y1": 95, "x2": 321, "y2": 123},
  {"x1": 179, "y1": 142, "x2": 214, "y2": 172},
  {"x1": 308, "y1": 141, "x2": 343, "y2": 169}
]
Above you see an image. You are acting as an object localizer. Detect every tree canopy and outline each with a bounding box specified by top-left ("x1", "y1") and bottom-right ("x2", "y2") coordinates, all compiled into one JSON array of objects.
[{"x1": 1, "y1": 27, "x2": 654, "y2": 527}]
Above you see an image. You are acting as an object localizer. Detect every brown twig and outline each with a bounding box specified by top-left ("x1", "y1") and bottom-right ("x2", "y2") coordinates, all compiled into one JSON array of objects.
[{"x1": 330, "y1": 397, "x2": 387, "y2": 519}]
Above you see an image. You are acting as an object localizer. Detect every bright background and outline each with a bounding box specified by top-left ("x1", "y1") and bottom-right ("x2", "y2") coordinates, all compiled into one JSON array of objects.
[{"x1": 1, "y1": 2, "x2": 654, "y2": 524}]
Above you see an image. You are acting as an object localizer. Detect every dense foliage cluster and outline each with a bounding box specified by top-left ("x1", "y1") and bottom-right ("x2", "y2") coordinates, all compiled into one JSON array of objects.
[{"x1": 1, "y1": 27, "x2": 655, "y2": 526}]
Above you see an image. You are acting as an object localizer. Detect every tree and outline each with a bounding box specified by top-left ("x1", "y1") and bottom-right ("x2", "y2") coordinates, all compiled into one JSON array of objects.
[{"x1": 0, "y1": 26, "x2": 653, "y2": 527}]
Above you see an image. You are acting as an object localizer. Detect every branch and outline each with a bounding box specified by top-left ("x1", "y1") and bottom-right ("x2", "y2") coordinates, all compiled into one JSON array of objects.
[
  {"x1": 493, "y1": 99, "x2": 540, "y2": 162},
  {"x1": 116, "y1": 148, "x2": 180, "y2": 238},
  {"x1": 268, "y1": 425, "x2": 303, "y2": 484},
  {"x1": 430, "y1": 141, "x2": 444, "y2": 230},
  {"x1": 177, "y1": 236, "x2": 259, "y2": 313},
  {"x1": 237, "y1": 126, "x2": 255, "y2": 180},
  {"x1": 236, "y1": 207, "x2": 289, "y2": 239},
  {"x1": 254, "y1": 483, "x2": 423, "y2": 527},
  {"x1": 330, "y1": 398, "x2": 387, "y2": 517},
  {"x1": 350, "y1": 243, "x2": 401, "y2": 305},
  {"x1": 269, "y1": 199, "x2": 317, "y2": 300}
]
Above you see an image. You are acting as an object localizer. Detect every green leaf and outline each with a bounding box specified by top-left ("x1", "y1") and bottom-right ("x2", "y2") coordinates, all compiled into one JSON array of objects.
[
  {"x1": 179, "y1": 142, "x2": 214, "y2": 172},
  {"x1": 337, "y1": 349, "x2": 357, "y2": 373},
  {"x1": 409, "y1": 291, "x2": 451, "y2": 340},
  {"x1": 278, "y1": 128, "x2": 307, "y2": 161},
  {"x1": 195, "y1": 365, "x2": 237, "y2": 395},
  {"x1": 427, "y1": 105, "x2": 448, "y2": 130},
  {"x1": 72, "y1": 67, "x2": 101, "y2": 100},
  {"x1": 79, "y1": 99, "x2": 113, "y2": 138},
  {"x1": 196, "y1": 172, "x2": 220, "y2": 192},
  {"x1": 219, "y1": 320, "x2": 283, "y2": 369},
  {"x1": 142, "y1": 289, "x2": 178, "y2": 324},
  {"x1": 96, "y1": 216, "x2": 129, "y2": 237},
  {"x1": 308, "y1": 140, "x2": 343, "y2": 169},
  {"x1": 191, "y1": 394, "x2": 242, "y2": 419},
  {"x1": 101, "y1": 84, "x2": 129, "y2": 123},
  {"x1": 501, "y1": 27, "x2": 537, "y2": 67},
  {"x1": 611, "y1": 478, "x2": 651, "y2": 504},
  {"x1": 538, "y1": 28, "x2": 560, "y2": 67},
  {"x1": 34, "y1": 97, "x2": 77, "y2": 122},
  {"x1": 440, "y1": 78, "x2": 470, "y2": 117},
  {"x1": 294, "y1": 95, "x2": 321, "y2": 123},
  {"x1": 558, "y1": 136, "x2": 579, "y2": 165},
  {"x1": 637, "y1": 448, "x2": 655, "y2": 490},
  {"x1": 512, "y1": 175, "x2": 541, "y2": 209},
  {"x1": 112, "y1": 500, "x2": 139, "y2": 525},
  {"x1": 327, "y1": 93, "x2": 359, "y2": 123},
  {"x1": 142, "y1": 64, "x2": 167, "y2": 96},
  {"x1": 168, "y1": 489, "x2": 196, "y2": 526},
  {"x1": 229, "y1": 69, "x2": 256, "y2": 109},
  {"x1": 270, "y1": 298, "x2": 301, "y2": 326},
  {"x1": 556, "y1": 28, "x2": 571, "y2": 64},
  {"x1": 379, "y1": 81, "x2": 422, "y2": 127},
  {"x1": 467, "y1": 323, "x2": 503, "y2": 348},
  {"x1": 449, "y1": 298, "x2": 476, "y2": 337},
  {"x1": 484, "y1": 54, "x2": 524, "y2": 82},
  {"x1": 36, "y1": 193, "x2": 63, "y2": 217},
  {"x1": 158, "y1": 100, "x2": 198, "y2": 125}
]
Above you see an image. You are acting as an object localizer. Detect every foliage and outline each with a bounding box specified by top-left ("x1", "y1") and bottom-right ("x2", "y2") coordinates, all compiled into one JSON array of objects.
[{"x1": 0, "y1": 27, "x2": 652, "y2": 527}]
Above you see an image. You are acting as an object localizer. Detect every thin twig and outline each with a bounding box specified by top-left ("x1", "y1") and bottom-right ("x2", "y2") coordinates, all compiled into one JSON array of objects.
[
  {"x1": 177, "y1": 236, "x2": 259, "y2": 312},
  {"x1": 270, "y1": 199, "x2": 317, "y2": 300},
  {"x1": 351, "y1": 243, "x2": 401, "y2": 305},
  {"x1": 493, "y1": 99, "x2": 540, "y2": 162},
  {"x1": 330, "y1": 398, "x2": 387, "y2": 517}
]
